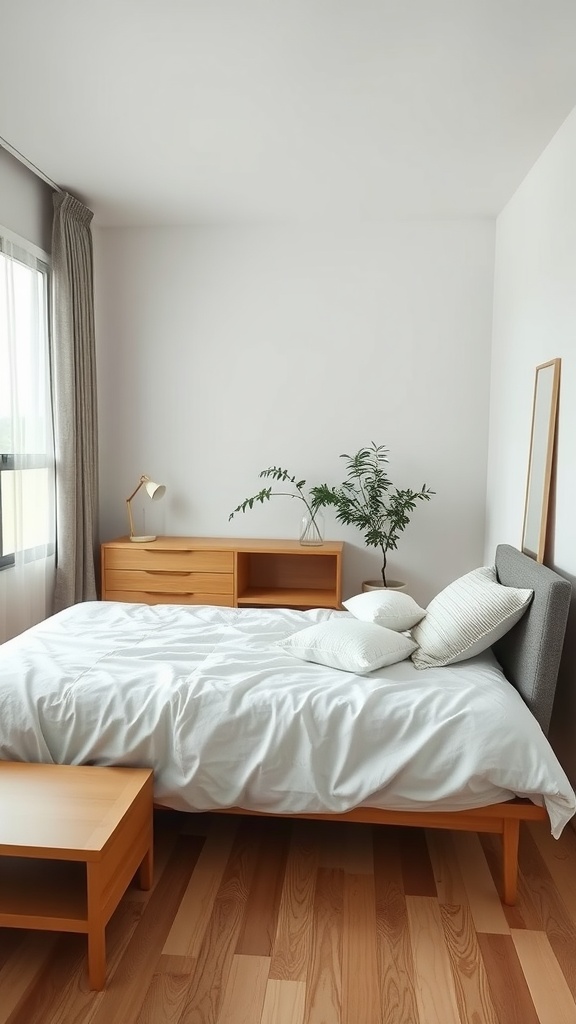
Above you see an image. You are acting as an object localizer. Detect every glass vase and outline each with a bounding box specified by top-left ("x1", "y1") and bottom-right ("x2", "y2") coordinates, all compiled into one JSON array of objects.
[{"x1": 299, "y1": 510, "x2": 324, "y2": 546}]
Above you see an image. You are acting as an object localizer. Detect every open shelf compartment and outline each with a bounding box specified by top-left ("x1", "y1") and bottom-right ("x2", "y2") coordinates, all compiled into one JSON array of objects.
[{"x1": 236, "y1": 549, "x2": 341, "y2": 609}]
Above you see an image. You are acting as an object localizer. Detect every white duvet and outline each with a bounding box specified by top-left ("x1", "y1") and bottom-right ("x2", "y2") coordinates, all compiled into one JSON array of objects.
[{"x1": 1, "y1": 601, "x2": 574, "y2": 837}]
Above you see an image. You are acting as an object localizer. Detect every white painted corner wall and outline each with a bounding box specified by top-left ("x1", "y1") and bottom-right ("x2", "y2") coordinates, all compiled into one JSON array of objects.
[
  {"x1": 94, "y1": 221, "x2": 495, "y2": 604},
  {"x1": 486, "y1": 104, "x2": 576, "y2": 788}
]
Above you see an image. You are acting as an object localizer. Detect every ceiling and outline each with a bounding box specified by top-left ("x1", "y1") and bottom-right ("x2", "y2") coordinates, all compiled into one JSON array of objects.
[{"x1": 3, "y1": 1, "x2": 576, "y2": 226}]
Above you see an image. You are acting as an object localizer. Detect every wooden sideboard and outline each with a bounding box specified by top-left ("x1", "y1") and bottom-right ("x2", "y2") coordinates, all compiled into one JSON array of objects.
[{"x1": 101, "y1": 537, "x2": 343, "y2": 610}]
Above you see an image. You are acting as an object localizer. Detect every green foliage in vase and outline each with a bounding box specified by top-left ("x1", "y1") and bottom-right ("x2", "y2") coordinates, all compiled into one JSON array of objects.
[
  {"x1": 310, "y1": 442, "x2": 434, "y2": 587},
  {"x1": 229, "y1": 466, "x2": 322, "y2": 526}
]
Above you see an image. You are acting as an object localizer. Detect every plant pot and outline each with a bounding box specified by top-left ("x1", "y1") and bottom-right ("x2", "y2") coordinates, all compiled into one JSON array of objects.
[{"x1": 362, "y1": 580, "x2": 406, "y2": 593}]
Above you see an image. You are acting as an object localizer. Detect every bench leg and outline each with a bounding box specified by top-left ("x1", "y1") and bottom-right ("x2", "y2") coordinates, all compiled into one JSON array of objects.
[
  {"x1": 87, "y1": 922, "x2": 107, "y2": 990},
  {"x1": 138, "y1": 842, "x2": 153, "y2": 891},
  {"x1": 86, "y1": 862, "x2": 107, "y2": 989}
]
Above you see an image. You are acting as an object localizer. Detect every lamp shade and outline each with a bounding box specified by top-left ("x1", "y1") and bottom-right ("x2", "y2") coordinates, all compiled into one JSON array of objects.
[
  {"x1": 126, "y1": 474, "x2": 166, "y2": 542},
  {"x1": 145, "y1": 478, "x2": 166, "y2": 501}
]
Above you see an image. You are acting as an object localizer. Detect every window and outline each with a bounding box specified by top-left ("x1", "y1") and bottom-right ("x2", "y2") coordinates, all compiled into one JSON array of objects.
[{"x1": 0, "y1": 231, "x2": 55, "y2": 571}]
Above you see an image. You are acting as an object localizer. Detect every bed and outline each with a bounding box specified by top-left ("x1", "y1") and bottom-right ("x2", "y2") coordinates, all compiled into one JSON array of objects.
[{"x1": 0, "y1": 543, "x2": 574, "y2": 904}]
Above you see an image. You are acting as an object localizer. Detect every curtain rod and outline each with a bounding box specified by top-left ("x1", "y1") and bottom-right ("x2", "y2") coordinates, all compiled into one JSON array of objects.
[{"x1": 0, "y1": 135, "x2": 63, "y2": 193}]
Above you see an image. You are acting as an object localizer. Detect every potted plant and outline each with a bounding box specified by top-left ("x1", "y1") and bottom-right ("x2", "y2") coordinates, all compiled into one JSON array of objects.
[
  {"x1": 229, "y1": 466, "x2": 325, "y2": 545},
  {"x1": 310, "y1": 442, "x2": 434, "y2": 588}
]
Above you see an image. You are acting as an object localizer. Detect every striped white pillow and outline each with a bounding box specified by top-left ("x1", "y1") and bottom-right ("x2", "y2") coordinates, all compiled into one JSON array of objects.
[{"x1": 410, "y1": 565, "x2": 533, "y2": 669}]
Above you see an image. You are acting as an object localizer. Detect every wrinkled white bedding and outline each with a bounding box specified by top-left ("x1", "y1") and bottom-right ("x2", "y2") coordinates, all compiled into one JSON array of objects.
[{"x1": 1, "y1": 601, "x2": 574, "y2": 836}]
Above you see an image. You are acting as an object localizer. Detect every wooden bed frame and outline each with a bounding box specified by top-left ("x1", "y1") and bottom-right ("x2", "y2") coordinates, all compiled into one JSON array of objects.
[
  {"x1": 218, "y1": 544, "x2": 572, "y2": 905},
  {"x1": 219, "y1": 797, "x2": 546, "y2": 905}
]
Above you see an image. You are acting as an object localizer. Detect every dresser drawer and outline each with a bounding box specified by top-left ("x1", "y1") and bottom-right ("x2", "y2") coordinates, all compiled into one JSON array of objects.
[
  {"x1": 103, "y1": 548, "x2": 234, "y2": 574},
  {"x1": 105, "y1": 569, "x2": 234, "y2": 596},
  {"x1": 105, "y1": 590, "x2": 235, "y2": 607}
]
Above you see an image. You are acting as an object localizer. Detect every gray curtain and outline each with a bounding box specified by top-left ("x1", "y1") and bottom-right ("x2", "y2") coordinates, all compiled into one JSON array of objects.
[{"x1": 51, "y1": 191, "x2": 99, "y2": 610}]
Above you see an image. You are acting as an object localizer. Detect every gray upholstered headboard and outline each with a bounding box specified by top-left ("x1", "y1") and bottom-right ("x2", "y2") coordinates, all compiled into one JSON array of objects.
[{"x1": 493, "y1": 544, "x2": 571, "y2": 735}]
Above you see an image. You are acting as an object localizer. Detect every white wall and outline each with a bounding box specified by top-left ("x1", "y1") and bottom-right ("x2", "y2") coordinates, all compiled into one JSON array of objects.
[
  {"x1": 95, "y1": 221, "x2": 495, "y2": 604},
  {"x1": 0, "y1": 146, "x2": 52, "y2": 252},
  {"x1": 486, "y1": 105, "x2": 576, "y2": 787}
]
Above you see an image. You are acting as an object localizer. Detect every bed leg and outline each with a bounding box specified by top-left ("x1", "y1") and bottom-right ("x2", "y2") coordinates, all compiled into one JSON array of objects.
[{"x1": 502, "y1": 818, "x2": 520, "y2": 905}]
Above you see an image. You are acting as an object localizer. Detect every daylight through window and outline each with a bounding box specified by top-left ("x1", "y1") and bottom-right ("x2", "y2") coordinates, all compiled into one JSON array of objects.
[{"x1": 0, "y1": 232, "x2": 55, "y2": 570}]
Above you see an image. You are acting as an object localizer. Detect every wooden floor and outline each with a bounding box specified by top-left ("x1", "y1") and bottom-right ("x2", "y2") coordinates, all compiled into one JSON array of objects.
[{"x1": 2, "y1": 809, "x2": 576, "y2": 1024}]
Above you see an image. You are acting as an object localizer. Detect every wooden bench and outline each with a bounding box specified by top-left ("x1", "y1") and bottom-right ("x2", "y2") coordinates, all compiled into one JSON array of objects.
[{"x1": 0, "y1": 762, "x2": 154, "y2": 989}]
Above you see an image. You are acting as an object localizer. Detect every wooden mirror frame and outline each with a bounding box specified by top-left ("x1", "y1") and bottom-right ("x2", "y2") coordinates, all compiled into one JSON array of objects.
[{"x1": 521, "y1": 358, "x2": 561, "y2": 563}]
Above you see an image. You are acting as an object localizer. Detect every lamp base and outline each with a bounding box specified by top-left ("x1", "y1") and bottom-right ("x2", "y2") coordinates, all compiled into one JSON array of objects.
[{"x1": 130, "y1": 535, "x2": 157, "y2": 543}]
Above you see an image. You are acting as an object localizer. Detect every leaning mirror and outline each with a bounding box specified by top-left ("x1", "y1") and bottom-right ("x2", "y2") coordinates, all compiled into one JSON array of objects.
[{"x1": 521, "y1": 358, "x2": 561, "y2": 563}]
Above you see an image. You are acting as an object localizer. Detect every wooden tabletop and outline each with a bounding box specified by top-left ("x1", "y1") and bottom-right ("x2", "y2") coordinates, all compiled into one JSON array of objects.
[{"x1": 0, "y1": 762, "x2": 154, "y2": 860}]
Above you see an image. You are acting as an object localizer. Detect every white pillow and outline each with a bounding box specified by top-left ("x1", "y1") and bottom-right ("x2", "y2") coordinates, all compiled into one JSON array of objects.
[
  {"x1": 410, "y1": 565, "x2": 533, "y2": 669},
  {"x1": 276, "y1": 618, "x2": 417, "y2": 675},
  {"x1": 343, "y1": 589, "x2": 426, "y2": 632}
]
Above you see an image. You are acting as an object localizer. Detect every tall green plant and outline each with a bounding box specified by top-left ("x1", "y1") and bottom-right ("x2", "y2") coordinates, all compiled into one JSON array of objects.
[{"x1": 311, "y1": 443, "x2": 434, "y2": 586}]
